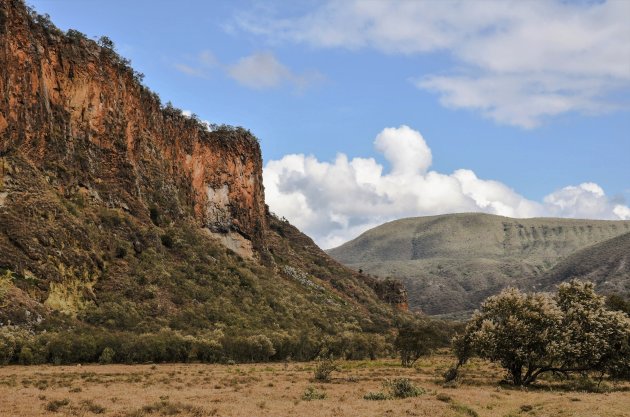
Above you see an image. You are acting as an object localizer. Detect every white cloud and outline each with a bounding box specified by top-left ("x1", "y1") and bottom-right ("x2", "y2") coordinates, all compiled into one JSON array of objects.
[
  {"x1": 543, "y1": 182, "x2": 625, "y2": 220},
  {"x1": 237, "y1": 0, "x2": 630, "y2": 127},
  {"x1": 227, "y1": 52, "x2": 322, "y2": 90},
  {"x1": 228, "y1": 52, "x2": 290, "y2": 89},
  {"x1": 263, "y1": 126, "x2": 629, "y2": 248},
  {"x1": 415, "y1": 74, "x2": 612, "y2": 129},
  {"x1": 175, "y1": 50, "x2": 322, "y2": 91},
  {"x1": 614, "y1": 205, "x2": 630, "y2": 220},
  {"x1": 174, "y1": 50, "x2": 216, "y2": 78},
  {"x1": 174, "y1": 63, "x2": 207, "y2": 78},
  {"x1": 374, "y1": 126, "x2": 432, "y2": 175}
]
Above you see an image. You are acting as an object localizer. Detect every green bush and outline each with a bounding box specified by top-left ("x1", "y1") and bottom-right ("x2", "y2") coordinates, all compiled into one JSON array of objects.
[
  {"x1": 313, "y1": 356, "x2": 339, "y2": 382},
  {"x1": 363, "y1": 391, "x2": 391, "y2": 401},
  {"x1": 363, "y1": 378, "x2": 424, "y2": 401},
  {"x1": 386, "y1": 378, "x2": 425, "y2": 398},
  {"x1": 18, "y1": 347, "x2": 34, "y2": 365},
  {"x1": 98, "y1": 347, "x2": 115, "y2": 364}
]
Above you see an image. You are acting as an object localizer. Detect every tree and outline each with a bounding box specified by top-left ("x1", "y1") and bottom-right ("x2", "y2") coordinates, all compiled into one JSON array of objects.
[
  {"x1": 453, "y1": 280, "x2": 630, "y2": 385},
  {"x1": 395, "y1": 320, "x2": 446, "y2": 367},
  {"x1": 97, "y1": 35, "x2": 115, "y2": 50}
]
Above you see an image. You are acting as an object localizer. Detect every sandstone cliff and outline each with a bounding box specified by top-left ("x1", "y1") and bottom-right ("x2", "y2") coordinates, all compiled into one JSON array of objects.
[
  {"x1": 0, "y1": 0, "x2": 407, "y2": 342},
  {"x1": 0, "y1": 0, "x2": 266, "y2": 256}
]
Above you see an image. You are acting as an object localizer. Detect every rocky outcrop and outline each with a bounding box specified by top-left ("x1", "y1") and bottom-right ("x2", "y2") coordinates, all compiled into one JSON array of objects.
[
  {"x1": 0, "y1": 0, "x2": 266, "y2": 254},
  {"x1": 0, "y1": 0, "x2": 406, "y2": 329}
]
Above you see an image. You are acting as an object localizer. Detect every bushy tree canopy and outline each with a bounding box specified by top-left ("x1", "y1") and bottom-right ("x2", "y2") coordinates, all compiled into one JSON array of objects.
[
  {"x1": 395, "y1": 320, "x2": 450, "y2": 367},
  {"x1": 454, "y1": 280, "x2": 630, "y2": 385}
]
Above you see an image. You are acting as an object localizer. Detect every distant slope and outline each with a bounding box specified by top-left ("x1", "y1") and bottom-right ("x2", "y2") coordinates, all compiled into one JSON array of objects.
[
  {"x1": 328, "y1": 213, "x2": 630, "y2": 315},
  {"x1": 538, "y1": 232, "x2": 630, "y2": 294}
]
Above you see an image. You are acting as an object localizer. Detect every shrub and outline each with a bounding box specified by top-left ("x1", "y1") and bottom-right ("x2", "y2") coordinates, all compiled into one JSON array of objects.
[
  {"x1": 313, "y1": 356, "x2": 339, "y2": 382},
  {"x1": 443, "y1": 367, "x2": 458, "y2": 382},
  {"x1": 99, "y1": 347, "x2": 115, "y2": 364},
  {"x1": 363, "y1": 391, "x2": 391, "y2": 401},
  {"x1": 18, "y1": 347, "x2": 34, "y2": 365},
  {"x1": 81, "y1": 400, "x2": 106, "y2": 414},
  {"x1": 160, "y1": 234, "x2": 174, "y2": 248},
  {"x1": 149, "y1": 206, "x2": 160, "y2": 226},
  {"x1": 363, "y1": 378, "x2": 424, "y2": 400},
  {"x1": 115, "y1": 246, "x2": 127, "y2": 259},
  {"x1": 301, "y1": 386, "x2": 327, "y2": 401},
  {"x1": 45, "y1": 399, "x2": 70, "y2": 412},
  {"x1": 385, "y1": 378, "x2": 425, "y2": 398},
  {"x1": 0, "y1": 328, "x2": 18, "y2": 365}
]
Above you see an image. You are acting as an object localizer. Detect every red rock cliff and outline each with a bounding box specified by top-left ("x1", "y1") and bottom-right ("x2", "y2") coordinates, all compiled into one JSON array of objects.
[{"x1": 0, "y1": 0, "x2": 267, "y2": 253}]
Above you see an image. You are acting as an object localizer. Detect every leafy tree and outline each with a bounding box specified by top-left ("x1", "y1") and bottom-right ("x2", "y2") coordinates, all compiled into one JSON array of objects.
[
  {"x1": 453, "y1": 280, "x2": 630, "y2": 385},
  {"x1": 98, "y1": 347, "x2": 115, "y2": 364},
  {"x1": 395, "y1": 320, "x2": 447, "y2": 367},
  {"x1": 97, "y1": 35, "x2": 115, "y2": 50}
]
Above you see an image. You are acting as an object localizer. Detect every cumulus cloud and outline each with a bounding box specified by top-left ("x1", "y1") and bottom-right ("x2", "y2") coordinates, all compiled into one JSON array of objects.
[
  {"x1": 236, "y1": 0, "x2": 630, "y2": 127},
  {"x1": 543, "y1": 183, "x2": 628, "y2": 220},
  {"x1": 175, "y1": 50, "x2": 322, "y2": 91},
  {"x1": 263, "y1": 126, "x2": 629, "y2": 248}
]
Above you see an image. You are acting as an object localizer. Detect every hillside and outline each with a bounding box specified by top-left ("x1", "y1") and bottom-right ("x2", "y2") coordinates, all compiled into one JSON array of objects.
[
  {"x1": 328, "y1": 213, "x2": 630, "y2": 316},
  {"x1": 539, "y1": 231, "x2": 630, "y2": 294},
  {"x1": 0, "y1": 0, "x2": 408, "y2": 363}
]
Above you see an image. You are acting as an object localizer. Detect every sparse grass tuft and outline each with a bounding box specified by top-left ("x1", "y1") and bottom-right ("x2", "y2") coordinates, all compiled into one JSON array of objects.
[
  {"x1": 363, "y1": 377, "x2": 424, "y2": 400},
  {"x1": 301, "y1": 386, "x2": 327, "y2": 401},
  {"x1": 436, "y1": 392, "x2": 452, "y2": 402},
  {"x1": 450, "y1": 402, "x2": 479, "y2": 417},
  {"x1": 126, "y1": 400, "x2": 205, "y2": 417},
  {"x1": 45, "y1": 398, "x2": 70, "y2": 412},
  {"x1": 363, "y1": 391, "x2": 391, "y2": 401},
  {"x1": 81, "y1": 399, "x2": 106, "y2": 414}
]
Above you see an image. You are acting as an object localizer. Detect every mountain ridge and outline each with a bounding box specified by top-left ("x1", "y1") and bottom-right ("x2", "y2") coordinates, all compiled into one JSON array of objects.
[{"x1": 328, "y1": 212, "x2": 630, "y2": 315}]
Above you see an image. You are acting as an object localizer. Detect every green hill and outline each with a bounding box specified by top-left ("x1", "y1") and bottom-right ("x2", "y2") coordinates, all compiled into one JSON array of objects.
[
  {"x1": 539, "y1": 231, "x2": 630, "y2": 294},
  {"x1": 328, "y1": 213, "x2": 630, "y2": 316}
]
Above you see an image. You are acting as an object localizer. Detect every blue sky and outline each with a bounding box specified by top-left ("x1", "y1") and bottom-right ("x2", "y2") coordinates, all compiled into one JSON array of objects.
[{"x1": 30, "y1": 0, "x2": 630, "y2": 247}]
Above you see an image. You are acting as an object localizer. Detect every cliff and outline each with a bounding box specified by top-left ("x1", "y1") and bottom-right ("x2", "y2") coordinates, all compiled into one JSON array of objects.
[
  {"x1": 0, "y1": 0, "x2": 407, "y2": 355},
  {"x1": 0, "y1": 0, "x2": 266, "y2": 255}
]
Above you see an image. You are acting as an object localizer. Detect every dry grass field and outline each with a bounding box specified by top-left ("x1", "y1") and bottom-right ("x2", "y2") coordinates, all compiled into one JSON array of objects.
[{"x1": 1, "y1": 353, "x2": 628, "y2": 417}]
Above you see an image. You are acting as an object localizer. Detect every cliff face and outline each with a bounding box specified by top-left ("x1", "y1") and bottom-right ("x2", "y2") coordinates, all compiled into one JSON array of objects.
[
  {"x1": 0, "y1": 0, "x2": 266, "y2": 254},
  {"x1": 0, "y1": 0, "x2": 406, "y2": 333}
]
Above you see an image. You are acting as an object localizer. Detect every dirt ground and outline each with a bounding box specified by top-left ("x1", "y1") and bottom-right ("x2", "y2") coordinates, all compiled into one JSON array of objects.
[{"x1": 1, "y1": 354, "x2": 628, "y2": 417}]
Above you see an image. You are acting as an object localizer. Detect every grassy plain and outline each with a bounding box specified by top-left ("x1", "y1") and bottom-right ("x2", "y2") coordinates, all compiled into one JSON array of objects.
[{"x1": 1, "y1": 353, "x2": 628, "y2": 417}]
